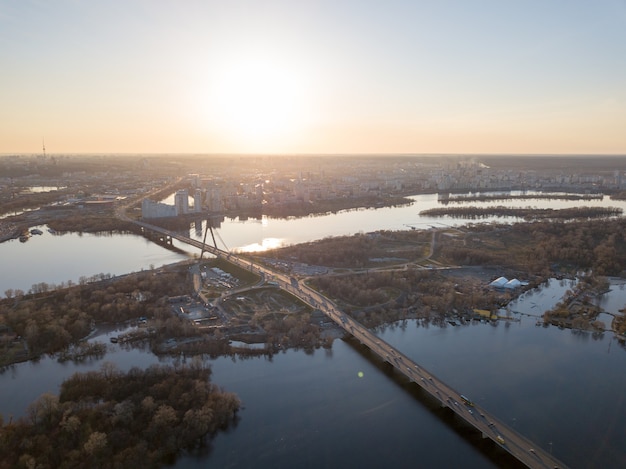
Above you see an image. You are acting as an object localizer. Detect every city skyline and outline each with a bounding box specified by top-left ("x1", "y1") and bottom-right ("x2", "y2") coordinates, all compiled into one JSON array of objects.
[{"x1": 2, "y1": 1, "x2": 626, "y2": 155}]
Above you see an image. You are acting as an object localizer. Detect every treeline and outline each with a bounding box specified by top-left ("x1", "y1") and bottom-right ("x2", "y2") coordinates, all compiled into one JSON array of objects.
[
  {"x1": 261, "y1": 195, "x2": 412, "y2": 219},
  {"x1": 420, "y1": 206, "x2": 622, "y2": 220},
  {"x1": 439, "y1": 218, "x2": 626, "y2": 276},
  {"x1": 46, "y1": 214, "x2": 139, "y2": 235},
  {"x1": 0, "y1": 362, "x2": 240, "y2": 469},
  {"x1": 442, "y1": 193, "x2": 602, "y2": 204},
  {"x1": 0, "y1": 268, "x2": 191, "y2": 366}
]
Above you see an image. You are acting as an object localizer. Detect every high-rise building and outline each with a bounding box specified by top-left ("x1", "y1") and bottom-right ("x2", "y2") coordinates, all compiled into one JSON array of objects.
[
  {"x1": 174, "y1": 189, "x2": 189, "y2": 215},
  {"x1": 194, "y1": 189, "x2": 203, "y2": 213},
  {"x1": 206, "y1": 188, "x2": 224, "y2": 212},
  {"x1": 141, "y1": 199, "x2": 177, "y2": 218}
]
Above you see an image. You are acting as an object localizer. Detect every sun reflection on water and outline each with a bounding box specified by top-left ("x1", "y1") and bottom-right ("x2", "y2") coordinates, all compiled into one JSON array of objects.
[{"x1": 238, "y1": 237, "x2": 285, "y2": 252}]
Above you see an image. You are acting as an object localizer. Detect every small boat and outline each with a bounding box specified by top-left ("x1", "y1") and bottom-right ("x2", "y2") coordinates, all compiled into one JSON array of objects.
[
  {"x1": 110, "y1": 336, "x2": 119, "y2": 343},
  {"x1": 30, "y1": 228, "x2": 43, "y2": 235}
]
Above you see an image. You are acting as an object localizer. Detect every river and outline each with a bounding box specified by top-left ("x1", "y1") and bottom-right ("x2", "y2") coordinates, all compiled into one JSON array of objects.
[
  {"x1": 3, "y1": 278, "x2": 626, "y2": 468},
  {"x1": 2, "y1": 192, "x2": 626, "y2": 467},
  {"x1": 3, "y1": 191, "x2": 626, "y2": 294}
]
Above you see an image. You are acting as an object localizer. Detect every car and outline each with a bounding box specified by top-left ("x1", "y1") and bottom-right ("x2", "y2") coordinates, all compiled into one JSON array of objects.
[
  {"x1": 496, "y1": 435, "x2": 505, "y2": 445},
  {"x1": 529, "y1": 448, "x2": 535, "y2": 454}
]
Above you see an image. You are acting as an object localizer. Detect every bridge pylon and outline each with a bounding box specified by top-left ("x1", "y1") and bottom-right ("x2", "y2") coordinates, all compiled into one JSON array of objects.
[{"x1": 200, "y1": 223, "x2": 218, "y2": 259}]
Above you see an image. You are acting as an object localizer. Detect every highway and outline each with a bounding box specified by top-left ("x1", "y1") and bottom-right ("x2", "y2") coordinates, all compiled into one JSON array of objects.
[{"x1": 135, "y1": 220, "x2": 568, "y2": 469}]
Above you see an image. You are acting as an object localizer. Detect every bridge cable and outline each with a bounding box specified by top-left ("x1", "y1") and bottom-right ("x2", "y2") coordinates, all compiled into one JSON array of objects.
[{"x1": 213, "y1": 227, "x2": 230, "y2": 253}]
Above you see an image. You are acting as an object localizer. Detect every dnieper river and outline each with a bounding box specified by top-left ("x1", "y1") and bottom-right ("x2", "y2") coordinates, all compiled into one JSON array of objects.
[{"x1": 1, "y1": 192, "x2": 626, "y2": 467}]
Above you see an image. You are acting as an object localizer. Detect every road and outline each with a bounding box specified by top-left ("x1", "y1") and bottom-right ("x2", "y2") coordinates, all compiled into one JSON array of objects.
[{"x1": 135, "y1": 220, "x2": 568, "y2": 469}]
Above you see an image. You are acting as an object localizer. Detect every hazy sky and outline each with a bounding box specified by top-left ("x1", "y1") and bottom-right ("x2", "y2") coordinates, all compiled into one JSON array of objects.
[{"x1": 2, "y1": 0, "x2": 626, "y2": 155}]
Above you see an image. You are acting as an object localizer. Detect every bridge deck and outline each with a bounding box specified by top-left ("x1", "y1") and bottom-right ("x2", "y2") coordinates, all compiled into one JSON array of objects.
[{"x1": 138, "y1": 221, "x2": 568, "y2": 469}]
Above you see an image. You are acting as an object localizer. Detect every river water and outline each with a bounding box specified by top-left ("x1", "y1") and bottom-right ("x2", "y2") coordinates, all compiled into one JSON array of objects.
[
  {"x1": 2, "y1": 191, "x2": 625, "y2": 294},
  {"x1": 2, "y1": 192, "x2": 626, "y2": 467}
]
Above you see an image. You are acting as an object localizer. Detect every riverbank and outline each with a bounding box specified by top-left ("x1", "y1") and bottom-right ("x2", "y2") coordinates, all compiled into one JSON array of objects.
[{"x1": 0, "y1": 221, "x2": 20, "y2": 243}]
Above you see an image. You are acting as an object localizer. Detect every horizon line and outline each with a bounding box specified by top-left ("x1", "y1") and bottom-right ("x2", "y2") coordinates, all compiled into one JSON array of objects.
[{"x1": 2, "y1": 152, "x2": 626, "y2": 158}]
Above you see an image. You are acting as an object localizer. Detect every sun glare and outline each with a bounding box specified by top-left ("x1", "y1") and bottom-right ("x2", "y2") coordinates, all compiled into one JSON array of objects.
[{"x1": 206, "y1": 56, "x2": 312, "y2": 148}]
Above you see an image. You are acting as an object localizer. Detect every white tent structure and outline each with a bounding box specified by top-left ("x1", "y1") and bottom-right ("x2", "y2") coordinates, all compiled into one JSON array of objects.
[
  {"x1": 504, "y1": 279, "x2": 522, "y2": 289},
  {"x1": 489, "y1": 277, "x2": 508, "y2": 288}
]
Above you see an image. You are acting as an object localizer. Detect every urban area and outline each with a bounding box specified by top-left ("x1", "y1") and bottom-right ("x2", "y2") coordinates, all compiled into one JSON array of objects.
[{"x1": 2, "y1": 153, "x2": 626, "y2": 468}]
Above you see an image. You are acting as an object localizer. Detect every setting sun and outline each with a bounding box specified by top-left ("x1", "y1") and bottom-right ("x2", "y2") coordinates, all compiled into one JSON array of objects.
[{"x1": 204, "y1": 55, "x2": 313, "y2": 149}]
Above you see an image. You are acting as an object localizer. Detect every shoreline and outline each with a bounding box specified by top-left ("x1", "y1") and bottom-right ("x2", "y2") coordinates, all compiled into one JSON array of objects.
[{"x1": 0, "y1": 222, "x2": 20, "y2": 243}]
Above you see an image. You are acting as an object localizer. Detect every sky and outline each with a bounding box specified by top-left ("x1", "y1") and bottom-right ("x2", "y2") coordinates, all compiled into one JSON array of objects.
[{"x1": 1, "y1": 0, "x2": 626, "y2": 155}]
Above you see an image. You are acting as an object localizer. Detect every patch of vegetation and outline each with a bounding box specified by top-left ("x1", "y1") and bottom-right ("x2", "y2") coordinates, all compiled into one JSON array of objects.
[
  {"x1": 262, "y1": 230, "x2": 431, "y2": 269},
  {"x1": 441, "y1": 193, "x2": 603, "y2": 204},
  {"x1": 0, "y1": 266, "x2": 193, "y2": 367},
  {"x1": 419, "y1": 206, "x2": 622, "y2": 220},
  {"x1": 437, "y1": 218, "x2": 626, "y2": 276},
  {"x1": 46, "y1": 214, "x2": 139, "y2": 235},
  {"x1": 542, "y1": 275, "x2": 610, "y2": 330},
  {"x1": 308, "y1": 269, "x2": 509, "y2": 329},
  {"x1": 614, "y1": 310, "x2": 626, "y2": 336},
  {"x1": 0, "y1": 361, "x2": 240, "y2": 469}
]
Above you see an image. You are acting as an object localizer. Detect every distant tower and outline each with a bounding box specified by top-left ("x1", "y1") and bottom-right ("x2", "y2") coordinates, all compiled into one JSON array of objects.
[{"x1": 42, "y1": 138, "x2": 46, "y2": 158}]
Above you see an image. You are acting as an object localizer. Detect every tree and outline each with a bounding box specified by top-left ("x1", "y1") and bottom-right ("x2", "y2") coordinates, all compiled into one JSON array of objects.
[
  {"x1": 83, "y1": 431, "x2": 107, "y2": 455},
  {"x1": 24, "y1": 320, "x2": 40, "y2": 351},
  {"x1": 152, "y1": 405, "x2": 178, "y2": 429},
  {"x1": 27, "y1": 393, "x2": 61, "y2": 430},
  {"x1": 101, "y1": 361, "x2": 119, "y2": 380}
]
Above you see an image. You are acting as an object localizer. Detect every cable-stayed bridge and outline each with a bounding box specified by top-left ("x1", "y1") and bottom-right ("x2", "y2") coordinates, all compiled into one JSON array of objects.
[{"x1": 136, "y1": 220, "x2": 567, "y2": 469}]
